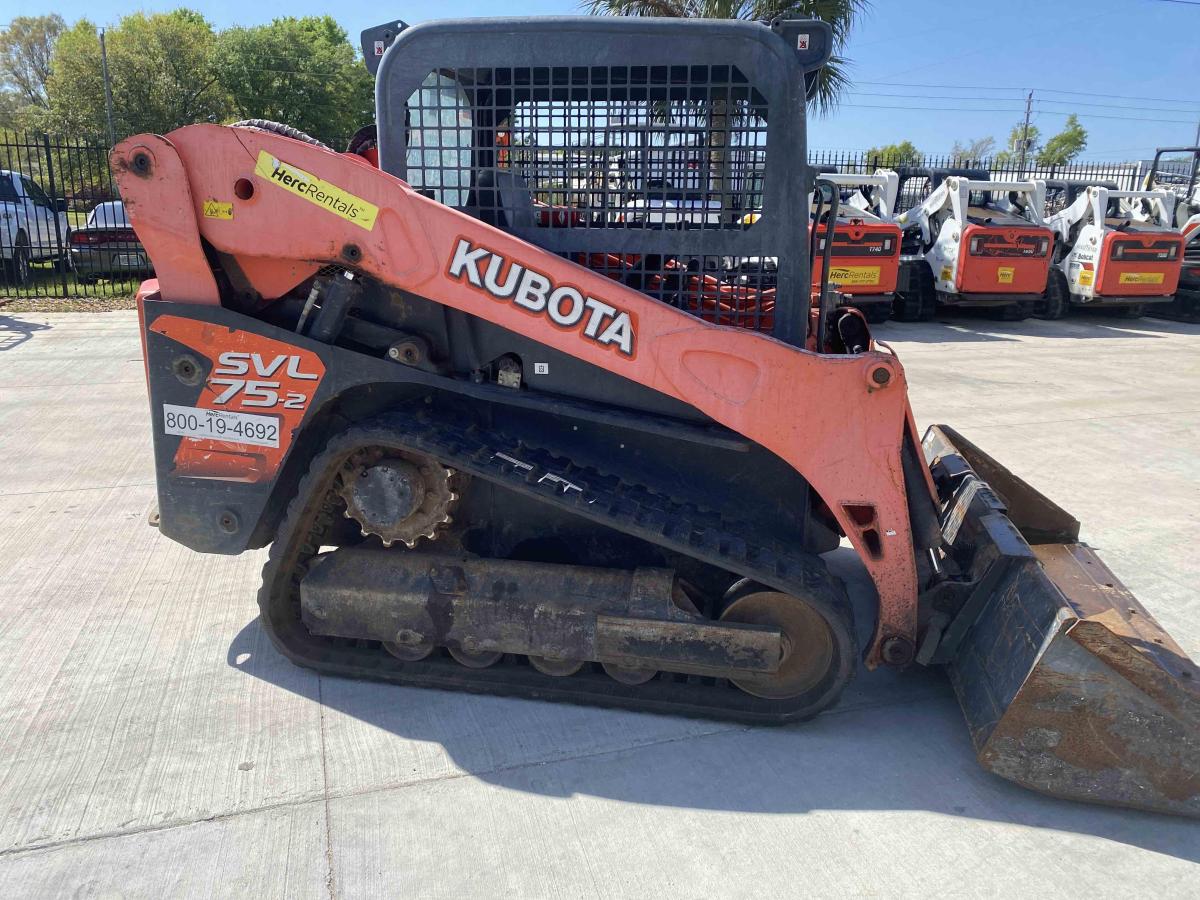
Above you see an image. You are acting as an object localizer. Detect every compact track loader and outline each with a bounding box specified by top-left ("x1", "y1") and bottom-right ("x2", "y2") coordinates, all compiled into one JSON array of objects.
[
  {"x1": 113, "y1": 16, "x2": 1198, "y2": 816},
  {"x1": 810, "y1": 169, "x2": 901, "y2": 323},
  {"x1": 1143, "y1": 146, "x2": 1200, "y2": 322},
  {"x1": 1040, "y1": 180, "x2": 1183, "y2": 319},
  {"x1": 892, "y1": 167, "x2": 1055, "y2": 321},
  {"x1": 742, "y1": 169, "x2": 901, "y2": 322}
]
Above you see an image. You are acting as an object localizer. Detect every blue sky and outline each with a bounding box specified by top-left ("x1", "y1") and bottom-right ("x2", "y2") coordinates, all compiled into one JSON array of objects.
[{"x1": 14, "y1": 0, "x2": 1200, "y2": 160}]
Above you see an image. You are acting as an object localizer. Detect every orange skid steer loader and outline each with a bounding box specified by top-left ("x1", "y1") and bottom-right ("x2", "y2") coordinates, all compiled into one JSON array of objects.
[
  {"x1": 810, "y1": 168, "x2": 902, "y2": 324},
  {"x1": 114, "y1": 16, "x2": 1198, "y2": 816}
]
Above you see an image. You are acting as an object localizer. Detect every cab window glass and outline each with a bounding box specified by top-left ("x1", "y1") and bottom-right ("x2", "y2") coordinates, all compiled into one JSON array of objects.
[{"x1": 406, "y1": 72, "x2": 473, "y2": 207}]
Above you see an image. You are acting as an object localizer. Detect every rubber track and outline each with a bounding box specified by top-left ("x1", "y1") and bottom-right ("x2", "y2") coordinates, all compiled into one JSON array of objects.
[{"x1": 257, "y1": 410, "x2": 857, "y2": 724}]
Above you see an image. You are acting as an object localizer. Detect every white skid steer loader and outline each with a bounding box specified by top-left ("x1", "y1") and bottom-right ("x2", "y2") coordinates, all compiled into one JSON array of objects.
[
  {"x1": 1144, "y1": 146, "x2": 1200, "y2": 321},
  {"x1": 1041, "y1": 181, "x2": 1183, "y2": 319},
  {"x1": 892, "y1": 167, "x2": 1053, "y2": 322}
]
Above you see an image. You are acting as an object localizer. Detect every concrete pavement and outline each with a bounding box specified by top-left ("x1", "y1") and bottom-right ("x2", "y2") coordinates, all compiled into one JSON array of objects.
[{"x1": 0, "y1": 309, "x2": 1197, "y2": 898}]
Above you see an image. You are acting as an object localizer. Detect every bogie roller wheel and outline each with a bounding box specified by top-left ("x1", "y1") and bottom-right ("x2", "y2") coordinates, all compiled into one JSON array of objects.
[
  {"x1": 602, "y1": 663, "x2": 657, "y2": 686},
  {"x1": 383, "y1": 634, "x2": 434, "y2": 662},
  {"x1": 1035, "y1": 270, "x2": 1070, "y2": 320},
  {"x1": 719, "y1": 582, "x2": 838, "y2": 701},
  {"x1": 528, "y1": 655, "x2": 584, "y2": 677},
  {"x1": 449, "y1": 645, "x2": 503, "y2": 669}
]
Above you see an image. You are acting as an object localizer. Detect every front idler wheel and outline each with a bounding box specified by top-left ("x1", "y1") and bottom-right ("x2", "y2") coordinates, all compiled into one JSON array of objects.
[{"x1": 719, "y1": 583, "x2": 836, "y2": 701}]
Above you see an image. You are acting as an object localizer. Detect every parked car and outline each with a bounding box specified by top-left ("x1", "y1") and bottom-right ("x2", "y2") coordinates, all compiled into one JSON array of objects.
[
  {"x1": 0, "y1": 170, "x2": 72, "y2": 285},
  {"x1": 70, "y1": 201, "x2": 152, "y2": 281}
]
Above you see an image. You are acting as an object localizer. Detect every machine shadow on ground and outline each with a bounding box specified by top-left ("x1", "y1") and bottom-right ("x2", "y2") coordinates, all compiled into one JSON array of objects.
[
  {"x1": 225, "y1": 545, "x2": 1200, "y2": 865},
  {"x1": 0, "y1": 315, "x2": 51, "y2": 352}
]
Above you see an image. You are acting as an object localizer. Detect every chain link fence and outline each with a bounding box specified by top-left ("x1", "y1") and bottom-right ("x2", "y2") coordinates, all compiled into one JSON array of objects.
[{"x1": 0, "y1": 130, "x2": 1151, "y2": 301}]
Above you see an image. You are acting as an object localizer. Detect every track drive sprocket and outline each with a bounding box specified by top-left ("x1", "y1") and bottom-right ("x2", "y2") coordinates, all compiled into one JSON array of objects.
[{"x1": 337, "y1": 447, "x2": 460, "y2": 548}]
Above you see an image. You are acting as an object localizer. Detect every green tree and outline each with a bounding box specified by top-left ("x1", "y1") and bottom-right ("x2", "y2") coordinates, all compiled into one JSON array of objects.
[
  {"x1": 582, "y1": 0, "x2": 871, "y2": 116},
  {"x1": 0, "y1": 89, "x2": 22, "y2": 129},
  {"x1": 47, "y1": 11, "x2": 229, "y2": 139},
  {"x1": 0, "y1": 15, "x2": 65, "y2": 109},
  {"x1": 866, "y1": 140, "x2": 921, "y2": 165},
  {"x1": 214, "y1": 17, "x2": 374, "y2": 145},
  {"x1": 1036, "y1": 114, "x2": 1087, "y2": 166},
  {"x1": 993, "y1": 121, "x2": 1041, "y2": 165}
]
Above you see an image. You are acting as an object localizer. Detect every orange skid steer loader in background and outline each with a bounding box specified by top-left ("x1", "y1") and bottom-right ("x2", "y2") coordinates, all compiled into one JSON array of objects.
[
  {"x1": 809, "y1": 168, "x2": 902, "y2": 324},
  {"x1": 738, "y1": 169, "x2": 902, "y2": 324},
  {"x1": 114, "y1": 16, "x2": 1198, "y2": 816}
]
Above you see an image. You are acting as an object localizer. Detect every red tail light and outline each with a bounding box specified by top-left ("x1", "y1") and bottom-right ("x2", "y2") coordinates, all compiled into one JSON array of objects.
[
  {"x1": 1110, "y1": 239, "x2": 1180, "y2": 261},
  {"x1": 71, "y1": 228, "x2": 138, "y2": 245}
]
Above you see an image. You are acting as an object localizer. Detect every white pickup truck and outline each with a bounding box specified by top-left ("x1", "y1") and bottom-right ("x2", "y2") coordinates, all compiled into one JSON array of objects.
[{"x1": 1, "y1": 169, "x2": 72, "y2": 285}]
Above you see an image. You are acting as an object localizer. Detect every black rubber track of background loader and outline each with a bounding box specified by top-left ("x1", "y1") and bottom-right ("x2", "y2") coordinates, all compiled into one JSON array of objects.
[{"x1": 256, "y1": 410, "x2": 858, "y2": 724}]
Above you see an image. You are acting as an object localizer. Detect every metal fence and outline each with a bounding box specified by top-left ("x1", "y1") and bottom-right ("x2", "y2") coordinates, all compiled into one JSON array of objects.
[
  {"x1": 0, "y1": 130, "x2": 1151, "y2": 300},
  {"x1": 1, "y1": 130, "x2": 130, "y2": 300},
  {"x1": 809, "y1": 149, "x2": 1142, "y2": 187}
]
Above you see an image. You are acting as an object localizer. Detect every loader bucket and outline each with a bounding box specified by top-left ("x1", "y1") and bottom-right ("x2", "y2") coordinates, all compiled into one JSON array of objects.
[{"x1": 921, "y1": 425, "x2": 1200, "y2": 817}]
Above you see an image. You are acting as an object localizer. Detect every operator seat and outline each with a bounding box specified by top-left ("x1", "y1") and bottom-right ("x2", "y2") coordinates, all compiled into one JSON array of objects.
[{"x1": 473, "y1": 169, "x2": 537, "y2": 231}]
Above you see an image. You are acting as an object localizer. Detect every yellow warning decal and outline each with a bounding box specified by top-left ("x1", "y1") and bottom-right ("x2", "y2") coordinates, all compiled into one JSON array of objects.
[
  {"x1": 997, "y1": 266, "x2": 1015, "y2": 284},
  {"x1": 1078, "y1": 269, "x2": 1094, "y2": 286},
  {"x1": 1119, "y1": 271, "x2": 1165, "y2": 285},
  {"x1": 202, "y1": 200, "x2": 233, "y2": 220},
  {"x1": 939, "y1": 266, "x2": 953, "y2": 282},
  {"x1": 828, "y1": 266, "x2": 881, "y2": 286},
  {"x1": 253, "y1": 150, "x2": 379, "y2": 231}
]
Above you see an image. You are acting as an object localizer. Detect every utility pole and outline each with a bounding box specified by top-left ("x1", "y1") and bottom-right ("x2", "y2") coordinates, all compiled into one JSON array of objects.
[
  {"x1": 1017, "y1": 90, "x2": 1033, "y2": 174},
  {"x1": 100, "y1": 28, "x2": 116, "y2": 148}
]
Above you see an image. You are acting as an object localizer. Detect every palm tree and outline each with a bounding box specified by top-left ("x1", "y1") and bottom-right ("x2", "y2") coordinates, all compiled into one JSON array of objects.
[{"x1": 581, "y1": 0, "x2": 869, "y2": 116}]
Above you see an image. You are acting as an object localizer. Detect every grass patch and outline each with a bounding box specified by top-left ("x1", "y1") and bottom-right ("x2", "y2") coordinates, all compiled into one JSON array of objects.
[{"x1": 1, "y1": 260, "x2": 139, "y2": 311}]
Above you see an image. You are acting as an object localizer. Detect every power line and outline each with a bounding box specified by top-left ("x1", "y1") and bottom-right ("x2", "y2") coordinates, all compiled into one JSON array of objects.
[
  {"x1": 839, "y1": 98, "x2": 1196, "y2": 124},
  {"x1": 1034, "y1": 103, "x2": 1197, "y2": 124},
  {"x1": 838, "y1": 103, "x2": 1031, "y2": 113},
  {"x1": 1036, "y1": 96, "x2": 1200, "y2": 113},
  {"x1": 856, "y1": 80, "x2": 1198, "y2": 105},
  {"x1": 848, "y1": 90, "x2": 1200, "y2": 114}
]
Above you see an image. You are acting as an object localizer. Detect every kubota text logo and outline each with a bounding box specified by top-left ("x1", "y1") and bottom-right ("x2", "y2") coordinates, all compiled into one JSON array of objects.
[
  {"x1": 211, "y1": 351, "x2": 319, "y2": 409},
  {"x1": 448, "y1": 238, "x2": 636, "y2": 357}
]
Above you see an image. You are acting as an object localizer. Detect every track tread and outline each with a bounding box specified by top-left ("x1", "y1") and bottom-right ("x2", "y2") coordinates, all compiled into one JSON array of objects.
[{"x1": 256, "y1": 410, "x2": 857, "y2": 724}]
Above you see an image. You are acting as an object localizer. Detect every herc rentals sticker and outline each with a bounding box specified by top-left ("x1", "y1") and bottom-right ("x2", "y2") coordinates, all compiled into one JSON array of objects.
[
  {"x1": 1119, "y1": 272, "x2": 1165, "y2": 285},
  {"x1": 828, "y1": 266, "x2": 880, "y2": 286},
  {"x1": 254, "y1": 151, "x2": 379, "y2": 231}
]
